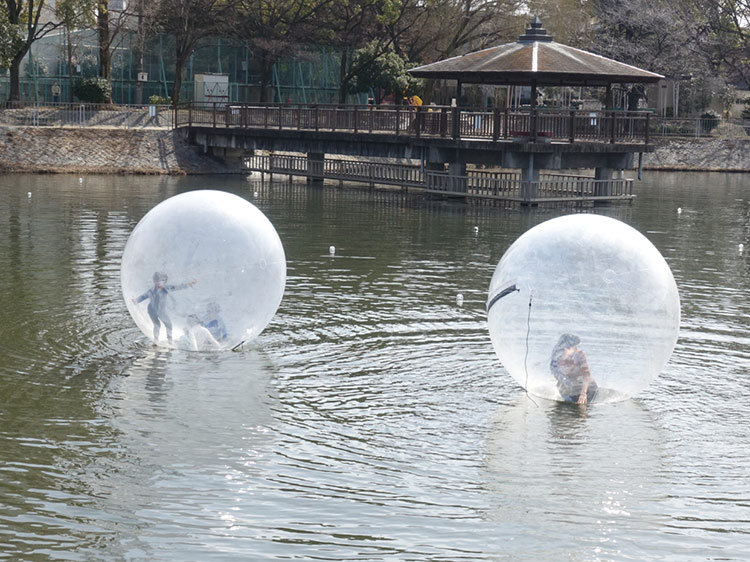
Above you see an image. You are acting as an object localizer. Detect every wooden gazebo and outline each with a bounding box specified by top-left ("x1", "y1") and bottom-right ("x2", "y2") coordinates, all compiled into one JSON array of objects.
[{"x1": 409, "y1": 17, "x2": 663, "y2": 120}]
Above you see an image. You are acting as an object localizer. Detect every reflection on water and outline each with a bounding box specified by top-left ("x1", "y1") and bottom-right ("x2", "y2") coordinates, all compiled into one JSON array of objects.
[
  {"x1": 0, "y1": 171, "x2": 748, "y2": 560},
  {"x1": 485, "y1": 396, "x2": 665, "y2": 559}
]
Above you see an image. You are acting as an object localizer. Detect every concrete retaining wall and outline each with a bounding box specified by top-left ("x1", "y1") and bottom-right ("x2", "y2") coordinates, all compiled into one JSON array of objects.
[{"x1": 0, "y1": 126, "x2": 240, "y2": 174}]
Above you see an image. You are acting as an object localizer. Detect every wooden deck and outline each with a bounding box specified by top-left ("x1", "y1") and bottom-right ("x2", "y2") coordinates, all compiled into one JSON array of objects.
[
  {"x1": 176, "y1": 102, "x2": 652, "y2": 145},
  {"x1": 245, "y1": 154, "x2": 635, "y2": 204}
]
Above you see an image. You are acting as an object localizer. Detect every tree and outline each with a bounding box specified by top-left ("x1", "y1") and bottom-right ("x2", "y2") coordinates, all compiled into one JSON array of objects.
[
  {"x1": 0, "y1": 6, "x2": 22, "y2": 69},
  {"x1": 590, "y1": 0, "x2": 700, "y2": 78},
  {"x1": 320, "y1": 0, "x2": 406, "y2": 103},
  {"x1": 690, "y1": 0, "x2": 750, "y2": 86},
  {"x1": 524, "y1": 0, "x2": 596, "y2": 47},
  {"x1": 346, "y1": 41, "x2": 420, "y2": 102},
  {"x1": 390, "y1": 0, "x2": 524, "y2": 64},
  {"x1": 2, "y1": 0, "x2": 64, "y2": 101},
  {"x1": 234, "y1": 0, "x2": 333, "y2": 102},
  {"x1": 55, "y1": 0, "x2": 96, "y2": 102},
  {"x1": 152, "y1": 0, "x2": 236, "y2": 105}
]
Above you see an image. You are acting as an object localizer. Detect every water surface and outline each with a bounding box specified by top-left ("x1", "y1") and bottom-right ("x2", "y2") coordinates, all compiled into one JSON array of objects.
[{"x1": 0, "y1": 172, "x2": 748, "y2": 560}]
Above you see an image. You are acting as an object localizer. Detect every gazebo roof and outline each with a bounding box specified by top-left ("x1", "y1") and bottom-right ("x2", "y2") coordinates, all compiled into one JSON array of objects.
[{"x1": 409, "y1": 17, "x2": 664, "y2": 87}]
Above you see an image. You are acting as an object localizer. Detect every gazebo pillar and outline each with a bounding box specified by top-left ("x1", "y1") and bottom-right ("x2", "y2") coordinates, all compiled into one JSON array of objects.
[
  {"x1": 520, "y1": 154, "x2": 539, "y2": 202},
  {"x1": 530, "y1": 79, "x2": 538, "y2": 141},
  {"x1": 448, "y1": 161, "x2": 468, "y2": 193}
]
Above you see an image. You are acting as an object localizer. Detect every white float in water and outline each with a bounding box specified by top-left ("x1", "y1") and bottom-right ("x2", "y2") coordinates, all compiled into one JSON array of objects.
[
  {"x1": 486, "y1": 214, "x2": 680, "y2": 404},
  {"x1": 456, "y1": 293, "x2": 464, "y2": 306},
  {"x1": 677, "y1": 207, "x2": 682, "y2": 214},
  {"x1": 329, "y1": 245, "x2": 335, "y2": 256},
  {"x1": 740, "y1": 243, "x2": 744, "y2": 254},
  {"x1": 474, "y1": 226, "x2": 479, "y2": 233},
  {"x1": 121, "y1": 190, "x2": 286, "y2": 350}
]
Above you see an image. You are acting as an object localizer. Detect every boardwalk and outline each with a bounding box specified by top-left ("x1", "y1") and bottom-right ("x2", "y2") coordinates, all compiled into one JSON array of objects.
[
  {"x1": 246, "y1": 154, "x2": 635, "y2": 204},
  {"x1": 175, "y1": 102, "x2": 652, "y2": 145}
]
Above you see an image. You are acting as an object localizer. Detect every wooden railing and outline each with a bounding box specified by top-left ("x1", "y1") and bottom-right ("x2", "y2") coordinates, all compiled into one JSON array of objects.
[
  {"x1": 244, "y1": 154, "x2": 635, "y2": 202},
  {"x1": 176, "y1": 102, "x2": 652, "y2": 144}
]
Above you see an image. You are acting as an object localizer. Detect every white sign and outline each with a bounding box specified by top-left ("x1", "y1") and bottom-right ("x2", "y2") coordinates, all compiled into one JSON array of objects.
[{"x1": 138, "y1": 72, "x2": 148, "y2": 82}]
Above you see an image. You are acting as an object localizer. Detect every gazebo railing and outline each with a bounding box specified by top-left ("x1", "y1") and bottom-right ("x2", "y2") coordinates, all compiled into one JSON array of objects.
[{"x1": 177, "y1": 102, "x2": 652, "y2": 144}]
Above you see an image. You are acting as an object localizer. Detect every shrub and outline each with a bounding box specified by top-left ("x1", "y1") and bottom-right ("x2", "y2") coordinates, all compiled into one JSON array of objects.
[
  {"x1": 742, "y1": 98, "x2": 750, "y2": 120},
  {"x1": 148, "y1": 94, "x2": 172, "y2": 106},
  {"x1": 73, "y1": 77, "x2": 112, "y2": 103},
  {"x1": 699, "y1": 111, "x2": 720, "y2": 135}
]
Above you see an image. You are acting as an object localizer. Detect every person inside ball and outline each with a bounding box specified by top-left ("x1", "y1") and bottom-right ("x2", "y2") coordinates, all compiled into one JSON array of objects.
[
  {"x1": 182, "y1": 314, "x2": 221, "y2": 351},
  {"x1": 132, "y1": 271, "x2": 197, "y2": 344},
  {"x1": 550, "y1": 333, "x2": 598, "y2": 404},
  {"x1": 203, "y1": 301, "x2": 228, "y2": 342}
]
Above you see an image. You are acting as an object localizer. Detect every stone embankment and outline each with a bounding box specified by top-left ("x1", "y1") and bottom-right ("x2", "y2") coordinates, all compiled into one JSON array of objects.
[
  {"x1": 1, "y1": 125, "x2": 749, "y2": 174},
  {"x1": 643, "y1": 136, "x2": 750, "y2": 172},
  {"x1": 0, "y1": 126, "x2": 240, "y2": 175}
]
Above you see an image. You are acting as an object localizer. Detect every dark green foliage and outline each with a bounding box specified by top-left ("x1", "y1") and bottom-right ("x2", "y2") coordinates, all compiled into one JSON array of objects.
[{"x1": 73, "y1": 77, "x2": 112, "y2": 103}]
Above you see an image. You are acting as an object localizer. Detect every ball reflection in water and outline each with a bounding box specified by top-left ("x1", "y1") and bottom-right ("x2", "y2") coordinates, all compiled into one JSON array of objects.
[
  {"x1": 121, "y1": 190, "x2": 286, "y2": 350},
  {"x1": 486, "y1": 214, "x2": 680, "y2": 403}
]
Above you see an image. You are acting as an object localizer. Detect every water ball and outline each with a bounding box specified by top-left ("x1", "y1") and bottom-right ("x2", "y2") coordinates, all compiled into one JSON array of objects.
[
  {"x1": 121, "y1": 190, "x2": 286, "y2": 351},
  {"x1": 486, "y1": 214, "x2": 680, "y2": 403}
]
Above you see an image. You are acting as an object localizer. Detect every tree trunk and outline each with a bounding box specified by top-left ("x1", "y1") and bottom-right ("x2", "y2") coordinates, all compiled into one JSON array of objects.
[
  {"x1": 67, "y1": 28, "x2": 74, "y2": 102},
  {"x1": 97, "y1": 2, "x2": 111, "y2": 81},
  {"x1": 172, "y1": 48, "x2": 185, "y2": 106},
  {"x1": 258, "y1": 53, "x2": 271, "y2": 103},
  {"x1": 338, "y1": 48, "x2": 348, "y2": 104},
  {"x1": 9, "y1": 49, "x2": 27, "y2": 102}
]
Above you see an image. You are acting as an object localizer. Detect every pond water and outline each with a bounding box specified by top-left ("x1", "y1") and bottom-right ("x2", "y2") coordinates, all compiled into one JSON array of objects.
[{"x1": 0, "y1": 171, "x2": 748, "y2": 561}]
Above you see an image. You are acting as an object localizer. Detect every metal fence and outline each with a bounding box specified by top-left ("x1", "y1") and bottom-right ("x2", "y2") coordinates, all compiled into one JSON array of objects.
[{"x1": 0, "y1": 102, "x2": 173, "y2": 128}]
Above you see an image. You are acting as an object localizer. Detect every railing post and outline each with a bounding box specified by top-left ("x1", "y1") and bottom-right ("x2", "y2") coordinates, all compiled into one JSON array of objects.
[
  {"x1": 492, "y1": 108, "x2": 500, "y2": 141},
  {"x1": 645, "y1": 112, "x2": 650, "y2": 145},
  {"x1": 569, "y1": 110, "x2": 575, "y2": 143},
  {"x1": 504, "y1": 108, "x2": 509, "y2": 139},
  {"x1": 279, "y1": 104, "x2": 283, "y2": 130},
  {"x1": 369, "y1": 104, "x2": 374, "y2": 133},
  {"x1": 188, "y1": 103, "x2": 193, "y2": 128},
  {"x1": 354, "y1": 104, "x2": 358, "y2": 133},
  {"x1": 414, "y1": 106, "x2": 422, "y2": 139},
  {"x1": 396, "y1": 106, "x2": 400, "y2": 135},
  {"x1": 264, "y1": 103, "x2": 268, "y2": 129},
  {"x1": 212, "y1": 102, "x2": 217, "y2": 128},
  {"x1": 452, "y1": 106, "x2": 459, "y2": 139},
  {"x1": 610, "y1": 111, "x2": 616, "y2": 143},
  {"x1": 314, "y1": 105, "x2": 319, "y2": 131}
]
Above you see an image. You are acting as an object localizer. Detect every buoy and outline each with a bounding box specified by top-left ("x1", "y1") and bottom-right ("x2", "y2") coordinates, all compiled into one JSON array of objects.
[
  {"x1": 677, "y1": 207, "x2": 682, "y2": 214},
  {"x1": 474, "y1": 226, "x2": 479, "y2": 233},
  {"x1": 329, "y1": 245, "x2": 335, "y2": 256},
  {"x1": 456, "y1": 293, "x2": 464, "y2": 306}
]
